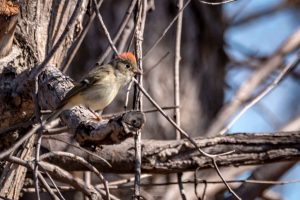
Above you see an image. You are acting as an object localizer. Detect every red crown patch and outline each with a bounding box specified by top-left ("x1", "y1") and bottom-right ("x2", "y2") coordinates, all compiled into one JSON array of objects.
[{"x1": 118, "y1": 52, "x2": 137, "y2": 65}]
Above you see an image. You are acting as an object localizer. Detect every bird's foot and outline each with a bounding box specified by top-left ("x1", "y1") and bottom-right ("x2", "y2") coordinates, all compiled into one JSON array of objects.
[{"x1": 88, "y1": 107, "x2": 102, "y2": 121}]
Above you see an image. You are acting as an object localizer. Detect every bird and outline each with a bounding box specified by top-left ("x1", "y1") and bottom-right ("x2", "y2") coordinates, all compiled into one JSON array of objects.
[{"x1": 45, "y1": 52, "x2": 140, "y2": 122}]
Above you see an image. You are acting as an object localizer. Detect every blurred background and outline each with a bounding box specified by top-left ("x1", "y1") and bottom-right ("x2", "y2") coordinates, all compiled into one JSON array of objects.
[{"x1": 62, "y1": 0, "x2": 300, "y2": 199}]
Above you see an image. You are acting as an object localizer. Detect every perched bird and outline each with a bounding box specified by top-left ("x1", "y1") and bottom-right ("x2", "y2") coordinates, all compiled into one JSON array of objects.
[{"x1": 46, "y1": 52, "x2": 140, "y2": 122}]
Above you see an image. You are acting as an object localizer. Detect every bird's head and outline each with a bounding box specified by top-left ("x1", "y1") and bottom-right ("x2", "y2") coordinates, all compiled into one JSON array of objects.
[{"x1": 112, "y1": 52, "x2": 141, "y2": 85}]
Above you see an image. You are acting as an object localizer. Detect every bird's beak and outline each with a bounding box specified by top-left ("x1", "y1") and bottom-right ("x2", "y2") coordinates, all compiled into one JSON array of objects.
[{"x1": 134, "y1": 69, "x2": 143, "y2": 75}]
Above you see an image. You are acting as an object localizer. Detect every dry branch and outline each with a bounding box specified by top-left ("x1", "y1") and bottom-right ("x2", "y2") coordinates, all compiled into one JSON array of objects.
[{"x1": 42, "y1": 131, "x2": 300, "y2": 173}]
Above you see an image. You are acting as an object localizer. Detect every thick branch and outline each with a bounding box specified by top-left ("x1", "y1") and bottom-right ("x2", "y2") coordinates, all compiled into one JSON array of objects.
[{"x1": 43, "y1": 131, "x2": 300, "y2": 173}]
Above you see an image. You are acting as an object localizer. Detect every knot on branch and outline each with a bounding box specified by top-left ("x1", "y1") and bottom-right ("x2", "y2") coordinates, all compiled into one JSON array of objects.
[
  {"x1": 121, "y1": 110, "x2": 145, "y2": 132},
  {"x1": 75, "y1": 111, "x2": 146, "y2": 146}
]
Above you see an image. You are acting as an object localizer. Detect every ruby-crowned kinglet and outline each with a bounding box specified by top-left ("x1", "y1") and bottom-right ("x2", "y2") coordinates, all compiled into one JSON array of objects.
[{"x1": 46, "y1": 52, "x2": 140, "y2": 122}]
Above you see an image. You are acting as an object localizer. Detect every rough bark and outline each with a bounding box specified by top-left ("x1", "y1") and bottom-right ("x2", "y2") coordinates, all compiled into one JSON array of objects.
[{"x1": 42, "y1": 131, "x2": 300, "y2": 173}]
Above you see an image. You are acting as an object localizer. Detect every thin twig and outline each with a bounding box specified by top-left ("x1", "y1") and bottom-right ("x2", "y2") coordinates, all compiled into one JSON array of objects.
[
  {"x1": 0, "y1": 120, "x2": 33, "y2": 136},
  {"x1": 212, "y1": 159, "x2": 241, "y2": 200},
  {"x1": 0, "y1": 120, "x2": 58, "y2": 160},
  {"x1": 39, "y1": 165, "x2": 66, "y2": 200},
  {"x1": 194, "y1": 168, "x2": 206, "y2": 200},
  {"x1": 32, "y1": 76, "x2": 43, "y2": 200},
  {"x1": 116, "y1": 18, "x2": 135, "y2": 54},
  {"x1": 40, "y1": 151, "x2": 110, "y2": 200},
  {"x1": 0, "y1": 125, "x2": 40, "y2": 159},
  {"x1": 97, "y1": 0, "x2": 138, "y2": 65},
  {"x1": 7, "y1": 156, "x2": 60, "y2": 200},
  {"x1": 108, "y1": 175, "x2": 152, "y2": 187},
  {"x1": 133, "y1": 0, "x2": 147, "y2": 198},
  {"x1": 201, "y1": 181, "x2": 207, "y2": 200},
  {"x1": 220, "y1": 52, "x2": 300, "y2": 135},
  {"x1": 42, "y1": 136, "x2": 111, "y2": 167},
  {"x1": 102, "y1": 106, "x2": 179, "y2": 119},
  {"x1": 177, "y1": 173, "x2": 187, "y2": 200},
  {"x1": 197, "y1": 0, "x2": 238, "y2": 5},
  {"x1": 143, "y1": 0, "x2": 191, "y2": 58},
  {"x1": 174, "y1": 0, "x2": 185, "y2": 199},
  {"x1": 124, "y1": 80, "x2": 133, "y2": 111},
  {"x1": 84, "y1": 171, "x2": 91, "y2": 200},
  {"x1": 143, "y1": 51, "x2": 170, "y2": 75},
  {"x1": 44, "y1": 126, "x2": 69, "y2": 135},
  {"x1": 92, "y1": 0, "x2": 119, "y2": 55},
  {"x1": 40, "y1": 161, "x2": 101, "y2": 199},
  {"x1": 61, "y1": 0, "x2": 104, "y2": 72}
]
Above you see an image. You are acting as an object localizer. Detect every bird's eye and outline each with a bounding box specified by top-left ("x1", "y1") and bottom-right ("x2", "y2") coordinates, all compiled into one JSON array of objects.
[{"x1": 125, "y1": 64, "x2": 131, "y2": 69}]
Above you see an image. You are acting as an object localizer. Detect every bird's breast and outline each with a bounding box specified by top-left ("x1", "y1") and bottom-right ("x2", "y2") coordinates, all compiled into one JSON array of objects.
[{"x1": 80, "y1": 83, "x2": 120, "y2": 111}]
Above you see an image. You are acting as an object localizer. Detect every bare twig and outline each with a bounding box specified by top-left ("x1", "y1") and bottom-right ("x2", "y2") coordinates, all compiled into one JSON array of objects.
[
  {"x1": 40, "y1": 161, "x2": 101, "y2": 199},
  {"x1": 143, "y1": 0, "x2": 191, "y2": 58},
  {"x1": 197, "y1": 0, "x2": 237, "y2": 5},
  {"x1": 61, "y1": 0, "x2": 105, "y2": 72},
  {"x1": 124, "y1": 80, "x2": 133, "y2": 111},
  {"x1": 212, "y1": 159, "x2": 241, "y2": 200},
  {"x1": 133, "y1": 0, "x2": 147, "y2": 198},
  {"x1": 32, "y1": 76, "x2": 43, "y2": 200},
  {"x1": 220, "y1": 51, "x2": 300, "y2": 134},
  {"x1": 174, "y1": 0, "x2": 185, "y2": 199},
  {"x1": 7, "y1": 156, "x2": 60, "y2": 200},
  {"x1": 44, "y1": 126, "x2": 69, "y2": 135},
  {"x1": 0, "y1": 120, "x2": 58, "y2": 160},
  {"x1": 39, "y1": 166, "x2": 66, "y2": 200},
  {"x1": 0, "y1": 125, "x2": 40, "y2": 160},
  {"x1": 97, "y1": 0, "x2": 138, "y2": 64},
  {"x1": 102, "y1": 106, "x2": 179, "y2": 119},
  {"x1": 42, "y1": 136, "x2": 112, "y2": 167},
  {"x1": 84, "y1": 171, "x2": 91, "y2": 200},
  {"x1": 144, "y1": 51, "x2": 170, "y2": 75},
  {"x1": 92, "y1": 0, "x2": 119, "y2": 55},
  {"x1": 40, "y1": 151, "x2": 110, "y2": 200}
]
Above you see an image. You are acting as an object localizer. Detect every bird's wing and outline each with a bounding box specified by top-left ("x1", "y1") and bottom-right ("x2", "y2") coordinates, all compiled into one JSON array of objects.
[{"x1": 56, "y1": 64, "x2": 112, "y2": 109}]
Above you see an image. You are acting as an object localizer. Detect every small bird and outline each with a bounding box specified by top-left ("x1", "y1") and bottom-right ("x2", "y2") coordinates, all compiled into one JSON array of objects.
[{"x1": 46, "y1": 52, "x2": 140, "y2": 122}]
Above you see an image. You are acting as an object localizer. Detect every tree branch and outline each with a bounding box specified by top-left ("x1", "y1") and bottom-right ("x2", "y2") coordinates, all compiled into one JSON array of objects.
[{"x1": 42, "y1": 131, "x2": 300, "y2": 173}]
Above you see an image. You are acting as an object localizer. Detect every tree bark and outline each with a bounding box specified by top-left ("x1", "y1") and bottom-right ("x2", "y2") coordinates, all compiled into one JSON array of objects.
[{"x1": 42, "y1": 131, "x2": 300, "y2": 173}]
